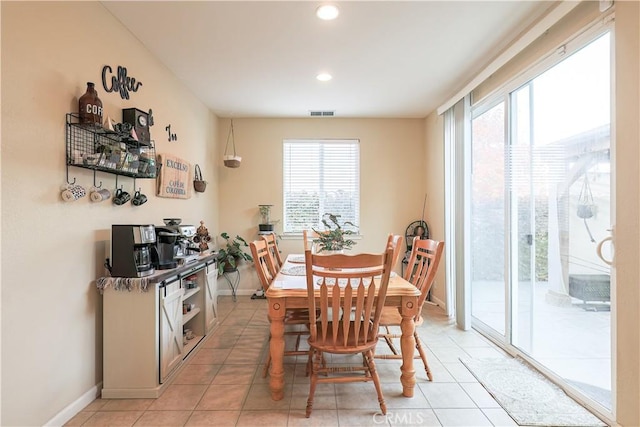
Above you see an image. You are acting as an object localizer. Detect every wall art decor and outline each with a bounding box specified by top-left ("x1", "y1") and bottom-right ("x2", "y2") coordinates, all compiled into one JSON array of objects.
[
  {"x1": 156, "y1": 153, "x2": 192, "y2": 199},
  {"x1": 102, "y1": 65, "x2": 143, "y2": 100},
  {"x1": 165, "y1": 124, "x2": 178, "y2": 141}
]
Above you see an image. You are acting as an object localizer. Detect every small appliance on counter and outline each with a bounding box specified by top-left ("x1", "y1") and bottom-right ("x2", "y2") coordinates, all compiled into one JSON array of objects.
[
  {"x1": 155, "y1": 218, "x2": 201, "y2": 269},
  {"x1": 110, "y1": 224, "x2": 158, "y2": 277}
]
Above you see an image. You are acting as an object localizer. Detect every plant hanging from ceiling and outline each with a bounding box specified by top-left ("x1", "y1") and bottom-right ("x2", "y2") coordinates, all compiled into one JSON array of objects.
[
  {"x1": 577, "y1": 172, "x2": 596, "y2": 243},
  {"x1": 223, "y1": 119, "x2": 242, "y2": 168}
]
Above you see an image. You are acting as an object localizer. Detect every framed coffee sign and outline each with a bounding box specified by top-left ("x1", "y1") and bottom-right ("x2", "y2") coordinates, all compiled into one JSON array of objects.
[{"x1": 156, "y1": 153, "x2": 192, "y2": 199}]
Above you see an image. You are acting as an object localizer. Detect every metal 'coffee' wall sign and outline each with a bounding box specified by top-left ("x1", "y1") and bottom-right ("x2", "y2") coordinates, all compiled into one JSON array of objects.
[{"x1": 102, "y1": 65, "x2": 143, "y2": 100}]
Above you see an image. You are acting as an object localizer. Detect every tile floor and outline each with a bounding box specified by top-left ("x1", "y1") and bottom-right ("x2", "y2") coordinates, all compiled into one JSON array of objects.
[{"x1": 66, "y1": 296, "x2": 592, "y2": 426}]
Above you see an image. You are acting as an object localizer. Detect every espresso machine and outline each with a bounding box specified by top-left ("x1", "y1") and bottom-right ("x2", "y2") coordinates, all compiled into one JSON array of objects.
[
  {"x1": 155, "y1": 218, "x2": 201, "y2": 269},
  {"x1": 110, "y1": 225, "x2": 157, "y2": 277}
]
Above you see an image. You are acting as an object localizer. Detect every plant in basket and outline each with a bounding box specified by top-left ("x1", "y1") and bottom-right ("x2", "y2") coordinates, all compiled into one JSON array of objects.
[
  {"x1": 312, "y1": 213, "x2": 358, "y2": 253},
  {"x1": 216, "y1": 232, "x2": 253, "y2": 274},
  {"x1": 223, "y1": 119, "x2": 242, "y2": 168}
]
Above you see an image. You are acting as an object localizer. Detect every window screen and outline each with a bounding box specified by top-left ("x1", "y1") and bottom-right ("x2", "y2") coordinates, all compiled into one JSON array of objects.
[{"x1": 283, "y1": 139, "x2": 360, "y2": 234}]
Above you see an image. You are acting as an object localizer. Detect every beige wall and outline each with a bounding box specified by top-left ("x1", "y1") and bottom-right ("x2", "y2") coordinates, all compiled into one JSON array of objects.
[
  {"x1": 1, "y1": 2, "x2": 219, "y2": 425},
  {"x1": 216, "y1": 118, "x2": 426, "y2": 294}
]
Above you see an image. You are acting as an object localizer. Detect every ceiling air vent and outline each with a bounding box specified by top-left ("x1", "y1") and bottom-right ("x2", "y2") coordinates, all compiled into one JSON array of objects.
[{"x1": 309, "y1": 110, "x2": 335, "y2": 117}]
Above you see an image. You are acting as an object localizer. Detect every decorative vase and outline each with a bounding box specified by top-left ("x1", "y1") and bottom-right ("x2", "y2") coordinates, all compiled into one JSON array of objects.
[{"x1": 78, "y1": 82, "x2": 103, "y2": 126}]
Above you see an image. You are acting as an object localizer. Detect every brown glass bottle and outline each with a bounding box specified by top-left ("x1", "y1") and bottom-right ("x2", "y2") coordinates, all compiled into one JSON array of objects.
[{"x1": 78, "y1": 82, "x2": 103, "y2": 126}]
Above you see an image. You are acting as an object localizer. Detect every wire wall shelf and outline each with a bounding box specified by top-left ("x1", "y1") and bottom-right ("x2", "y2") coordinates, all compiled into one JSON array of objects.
[{"x1": 65, "y1": 113, "x2": 158, "y2": 179}]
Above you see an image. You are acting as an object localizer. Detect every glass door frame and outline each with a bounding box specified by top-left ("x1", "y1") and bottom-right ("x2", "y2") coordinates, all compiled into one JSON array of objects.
[
  {"x1": 462, "y1": 17, "x2": 616, "y2": 423},
  {"x1": 467, "y1": 95, "x2": 513, "y2": 348}
]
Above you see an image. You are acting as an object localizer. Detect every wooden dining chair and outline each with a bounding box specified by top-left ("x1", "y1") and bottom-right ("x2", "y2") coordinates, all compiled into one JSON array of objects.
[
  {"x1": 386, "y1": 233, "x2": 404, "y2": 271},
  {"x1": 261, "y1": 232, "x2": 284, "y2": 272},
  {"x1": 302, "y1": 229, "x2": 319, "y2": 253},
  {"x1": 375, "y1": 236, "x2": 444, "y2": 381},
  {"x1": 250, "y1": 239, "x2": 277, "y2": 292},
  {"x1": 249, "y1": 240, "x2": 310, "y2": 377},
  {"x1": 304, "y1": 247, "x2": 394, "y2": 417}
]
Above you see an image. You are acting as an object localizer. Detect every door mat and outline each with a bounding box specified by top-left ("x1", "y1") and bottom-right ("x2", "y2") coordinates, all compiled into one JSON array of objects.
[{"x1": 460, "y1": 357, "x2": 607, "y2": 426}]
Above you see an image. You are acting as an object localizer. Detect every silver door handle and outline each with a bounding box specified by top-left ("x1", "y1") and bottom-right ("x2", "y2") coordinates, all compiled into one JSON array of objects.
[{"x1": 596, "y1": 236, "x2": 614, "y2": 266}]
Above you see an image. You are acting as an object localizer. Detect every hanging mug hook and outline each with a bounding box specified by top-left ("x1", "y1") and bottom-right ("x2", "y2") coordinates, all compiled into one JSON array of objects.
[
  {"x1": 66, "y1": 166, "x2": 76, "y2": 185},
  {"x1": 92, "y1": 170, "x2": 102, "y2": 189}
]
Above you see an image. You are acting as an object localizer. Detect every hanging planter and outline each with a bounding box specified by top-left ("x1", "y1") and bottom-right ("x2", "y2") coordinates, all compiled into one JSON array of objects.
[
  {"x1": 577, "y1": 172, "x2": 597, "y2": 243},
  {"x1": 223, "y1": 119, "x2": 242, "y2": 168},
  {"x1": 577, "y1": 173, "x2": 595, "y2": 219}
]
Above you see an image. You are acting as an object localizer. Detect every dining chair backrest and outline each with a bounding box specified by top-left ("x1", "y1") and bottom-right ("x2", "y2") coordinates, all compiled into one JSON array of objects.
[
  {"x1": 386, "y1": 233, "x2": 404, "y2": 271},
  {"x1": 404, "y1": 236, "x2": 445, "y2": 313},
  {"x1": 305, "y1": 247, "x2": 394, "y2": 348},
  {"x1": 303, "y1": 229, "x2": 320, "y2": 253},
  {"x1": 250, "y1": 239, "x2": 278, "y2": 291},
  {"x1": 261, "y1": 232, "x2": 283, "y2": 272}
]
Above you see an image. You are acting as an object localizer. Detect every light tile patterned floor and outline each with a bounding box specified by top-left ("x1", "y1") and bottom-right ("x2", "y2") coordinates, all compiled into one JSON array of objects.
[{"x1": 65, "y1": 297, "x2": 597, "y2": 426}]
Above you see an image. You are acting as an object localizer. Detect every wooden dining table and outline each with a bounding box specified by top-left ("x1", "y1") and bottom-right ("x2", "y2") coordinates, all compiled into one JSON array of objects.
[{"x1": 265, "y1": 254, "x2": 421, "y2": 401}]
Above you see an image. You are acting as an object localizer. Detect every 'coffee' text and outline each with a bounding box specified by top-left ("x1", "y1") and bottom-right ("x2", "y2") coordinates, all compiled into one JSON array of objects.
[{"x1": 102, "y1": 65, "x2": 143, "y2": 100}]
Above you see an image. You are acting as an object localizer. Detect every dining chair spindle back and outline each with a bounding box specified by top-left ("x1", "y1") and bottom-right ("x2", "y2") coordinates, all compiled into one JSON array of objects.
[
  {"x1": 250, "y1": 240, "x2": 310, "y2": 377},
  {"x1": 376, "y1": 236, "x2": 444, "y2": 380},
  {"x1": 386, "y1": 233, "x2": 404, "y2": 271},
  {"x1": 249, "y1": 239, "x2": 277, "y2": 291},
  {"x1": 302, "y1": 229, "x2": 320, "y2": 253},
  {"x1": 261, "y1": 232, "x2": 284, "y2": 272},
  {"x1": 304, "y1": 247, "x2": 394, "y2": 417}
]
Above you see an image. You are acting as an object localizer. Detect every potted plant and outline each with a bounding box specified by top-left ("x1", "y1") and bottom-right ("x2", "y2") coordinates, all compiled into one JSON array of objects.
[
  {"x1": 312, "y1": 213, "x2": 358, "y2": 253},
  {"x1": 258, "y1": 204, "x2": 279, "y2": 232},
  {"x1": 217, "y1": 232, "x2": 253, "y2": 274}
]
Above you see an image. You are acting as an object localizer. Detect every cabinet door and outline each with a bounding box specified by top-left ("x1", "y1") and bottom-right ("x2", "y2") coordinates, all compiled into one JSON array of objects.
[
  {"x1": 159, "y1": 280, "x2": 183, "y2": 382},
  {"x1": 205, "y1": 264, "x2": 218, "y2": 332}
]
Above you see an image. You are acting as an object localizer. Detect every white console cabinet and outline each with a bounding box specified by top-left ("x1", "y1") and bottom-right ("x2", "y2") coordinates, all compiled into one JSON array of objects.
[{"x1": 102, "y1": 256, "x2": 218, "y2": 398}]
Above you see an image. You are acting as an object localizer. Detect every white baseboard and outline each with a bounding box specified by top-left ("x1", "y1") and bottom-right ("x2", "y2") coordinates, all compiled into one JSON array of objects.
[
  {"x1": 44, "y1": 382, "x2": 102, "y2": 426},
  {"x1": 430, "y1": 295, "x2": 446, "y2": 310},
  {"x1": 217, "y1": 289, "x2": 255, "y2": 297}
]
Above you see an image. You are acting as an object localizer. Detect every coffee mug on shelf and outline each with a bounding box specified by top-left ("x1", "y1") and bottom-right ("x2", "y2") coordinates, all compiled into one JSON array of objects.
[
  {"x1": 113, "y1": 188, "x2": 130, "y2": 205},
  {"x1": 90, "y1": 188, "x2": 111, "y2": 202},
  {"x1": 61, "y1": 184, "x2": 86, "y2": 202},
  {"x1": 131, "y1": 190, "x2": 147, "y2": 206}
]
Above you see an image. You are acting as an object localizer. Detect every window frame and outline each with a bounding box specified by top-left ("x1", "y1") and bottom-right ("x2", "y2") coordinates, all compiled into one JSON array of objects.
[{"x1": 282, "y1": 138, "x2": 360, "y2": 237}]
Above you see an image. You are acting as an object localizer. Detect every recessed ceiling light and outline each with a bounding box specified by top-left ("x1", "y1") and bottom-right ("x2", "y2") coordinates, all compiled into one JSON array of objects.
[
  {"x1": 316, "y1": 4, "x2": 339, "y2": 20},
  {"x1": 316, "y1": 73, "x2": 333, "y2": 82}
]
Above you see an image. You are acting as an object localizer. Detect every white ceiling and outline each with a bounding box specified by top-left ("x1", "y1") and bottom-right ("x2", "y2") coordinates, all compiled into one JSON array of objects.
[{"x1": 101, "y1": 1, "x2": 554, "y2": 119}]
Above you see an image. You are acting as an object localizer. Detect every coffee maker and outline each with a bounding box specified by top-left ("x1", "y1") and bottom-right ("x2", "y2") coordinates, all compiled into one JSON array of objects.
[
  {"x1": 155, "y1": 228, "x2": 180, "y2": 270},
  {"x1": 111, "y1": 225, "x2": 157, "y2": 277},
  {"x1": 155, "y1": 218, "x2": 201, "y2": 269}
]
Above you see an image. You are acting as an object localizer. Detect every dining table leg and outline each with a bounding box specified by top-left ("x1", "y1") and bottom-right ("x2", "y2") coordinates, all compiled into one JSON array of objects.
[
  {"x1": 399, "y1": 297, "x2": 418, "y2": 397},
  {"x1": 268, "y1": 299, "x2": 286, "y2": 400}
]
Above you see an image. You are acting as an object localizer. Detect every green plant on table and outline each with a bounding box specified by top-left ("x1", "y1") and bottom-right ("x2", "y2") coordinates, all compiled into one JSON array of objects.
[
  {"x1": 217, "y1": 232, "x2": 253, "y2": 274},
  {"x1": 312, "y1": 213, "x2": 358, "y2": 253}
]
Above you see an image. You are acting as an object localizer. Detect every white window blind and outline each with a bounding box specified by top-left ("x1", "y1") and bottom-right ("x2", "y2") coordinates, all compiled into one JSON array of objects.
[{"x1": 283, "y1": 139, "x2": 360, "y2": 234}]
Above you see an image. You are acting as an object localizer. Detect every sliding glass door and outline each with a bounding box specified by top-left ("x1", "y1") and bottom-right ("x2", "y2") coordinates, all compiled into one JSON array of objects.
[
  {"x1": 470, "y1": 102, "x2": 506, "y2": 336},
  {"x1": 469, "y1": 31, "x2": 613, "y2": 412}
]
